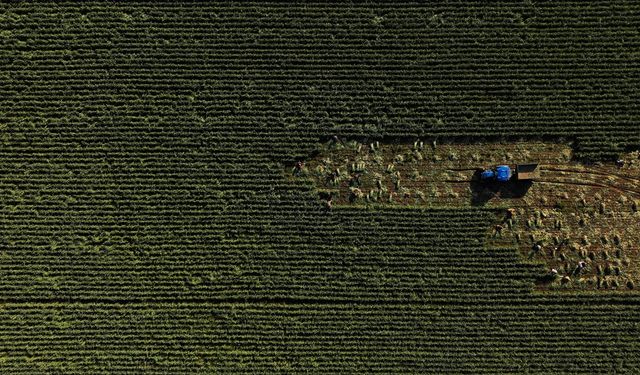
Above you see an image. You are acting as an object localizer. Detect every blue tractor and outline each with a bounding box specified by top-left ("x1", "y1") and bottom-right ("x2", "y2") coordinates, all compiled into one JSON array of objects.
[{"x1": 480, "y1": 165, "x2": 512, "y2": 182}]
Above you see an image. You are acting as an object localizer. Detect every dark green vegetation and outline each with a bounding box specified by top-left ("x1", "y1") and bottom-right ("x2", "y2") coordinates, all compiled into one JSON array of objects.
[{"x1": 1, "y1": 1, "x2": 639, "y2": 373}]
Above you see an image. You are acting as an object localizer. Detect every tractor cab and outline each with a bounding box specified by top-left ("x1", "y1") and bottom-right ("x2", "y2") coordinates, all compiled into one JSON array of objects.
[
  {"x1": 481, "y1": 165, "x2": 512, "y2": 182},
  {"x1": 495, "y1": 165, "x2": 511, "y2": 182}
]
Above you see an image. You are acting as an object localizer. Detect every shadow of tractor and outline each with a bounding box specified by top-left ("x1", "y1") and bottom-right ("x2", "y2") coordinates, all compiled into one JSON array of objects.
[{"x1": 469, "y1": 169, "x2": 533, "y2": 206}]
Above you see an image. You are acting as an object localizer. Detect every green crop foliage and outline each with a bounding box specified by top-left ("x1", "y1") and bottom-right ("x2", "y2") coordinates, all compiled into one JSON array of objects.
[{"x1": 0, "y1": 1, "x2": 639, "y2": 373}]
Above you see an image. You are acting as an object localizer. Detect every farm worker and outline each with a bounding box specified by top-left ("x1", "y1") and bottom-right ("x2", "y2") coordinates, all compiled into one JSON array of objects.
[
  {"x1": 349, "y1": 173, "x2": 361, "y2": 187},
  {"x1": 616, "y1": 159, "x2": 625, "y2": 168},
  {"x1": 293, "y1": 161, "x2": 305, "y2": 176},
  {"x1": 573, "y1": 261, "x2": 587, "y2": 276},
  {"x1": 546, "y1": 268, "x2": 559, "y2": 281},
  {"x1": 494, "y1": 224, "x2": 504, "y2": 237},
  {"x1": 506, "y1": 208, "x2": 516, "y2": 219},
  {"x1": 325, "y1": 197, "x2": 333, "y2": 209},
  {"x1": 533, "y1": 244, "x2": 542, "y2": 252}
]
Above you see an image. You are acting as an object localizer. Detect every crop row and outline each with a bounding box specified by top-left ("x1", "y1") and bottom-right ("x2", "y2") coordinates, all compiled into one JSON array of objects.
[
  {"x1": 0, "y1": 301, "x2": 639, "y2": 374},
  {"x1": 0, "y1": 218, "x2": 540, "y2": 301},
  {"x1": 1, "y1": 2, "x2": 638, "y2": 160}
]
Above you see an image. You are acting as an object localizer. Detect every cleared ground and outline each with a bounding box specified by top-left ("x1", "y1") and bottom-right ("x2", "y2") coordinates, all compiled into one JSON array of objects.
[{"x1": 300, "y1": 140, "x2": 640, "y2": 291}]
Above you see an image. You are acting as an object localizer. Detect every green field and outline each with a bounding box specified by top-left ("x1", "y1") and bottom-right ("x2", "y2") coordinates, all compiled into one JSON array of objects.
[{"x1": 1, "y1": 1, "x2": 640, "y2": 373}]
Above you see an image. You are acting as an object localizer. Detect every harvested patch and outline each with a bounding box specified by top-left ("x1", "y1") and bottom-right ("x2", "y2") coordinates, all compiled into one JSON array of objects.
[{"x1": 293, "y1": 141, "x2": 640, "y2": 292}]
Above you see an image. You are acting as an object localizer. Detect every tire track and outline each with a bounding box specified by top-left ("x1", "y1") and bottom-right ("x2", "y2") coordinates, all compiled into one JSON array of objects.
[
  {"x1": 541, "y1": 165, "x2": 640, "y2": 184},
  {"x1": 535, "y1": 178, "x2": 640, "y2": 198}
]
